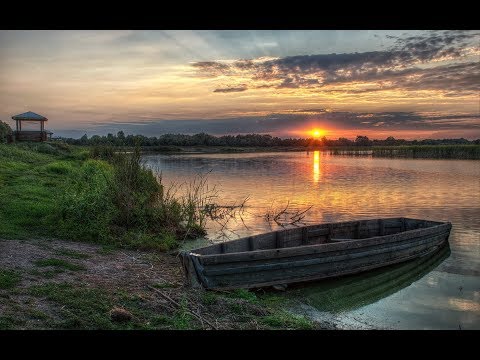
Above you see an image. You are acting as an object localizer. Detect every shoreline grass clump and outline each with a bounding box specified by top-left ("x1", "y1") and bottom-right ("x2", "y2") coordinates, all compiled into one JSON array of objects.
[
  {"x1": 34, "y1": 258, "x2": 86, "y2": 271},
  {"x1": 0, "y1": 268, "x2": 21, "y2": 289}
]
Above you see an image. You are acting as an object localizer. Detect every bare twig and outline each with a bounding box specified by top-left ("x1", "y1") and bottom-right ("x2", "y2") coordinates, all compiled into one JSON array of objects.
[
  {"x1": 147, "y1": 285, "x2": 218, "y2": 330},
  {"x1": 262, "y1": 201, "x2": 313, "y2": 227}
]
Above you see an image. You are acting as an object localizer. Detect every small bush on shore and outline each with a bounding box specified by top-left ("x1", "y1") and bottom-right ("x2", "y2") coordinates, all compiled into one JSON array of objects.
[{"x1": 89, "y1": 145, "x2": 115, "y2": 160}]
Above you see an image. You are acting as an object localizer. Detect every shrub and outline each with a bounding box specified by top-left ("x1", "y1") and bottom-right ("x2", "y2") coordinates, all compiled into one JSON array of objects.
[
  {"x1": 57, "y1": 160, "x2": 116, "y2": 242},
  {"x1": 56, "y1": 146, "x2": 209, "y2": 249},
  {"x1": 89, "y1": 145, "x2": 115, "y2": 161},
  {"x1": 0, "y1": 121, "x2": 12, "y2": 143},
  {"x1": 35, "y1": 143, "x2": 60, "y2": 155}
]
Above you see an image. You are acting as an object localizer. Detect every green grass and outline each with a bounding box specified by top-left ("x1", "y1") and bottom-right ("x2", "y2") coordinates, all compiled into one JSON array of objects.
[
  {"x1": 56, "y1": 249, "x2": 90, "y2": 259},
  {"x1": 171, "y1": 297, "x2": 194, "y2": 329},
  {"x1": 261, "y1": 311, "x2": 314, "y2": 330},
  {"x1": 201, "y1": 291, "x2": 218, "y2": 305},
  {"x1": 0, "y1": 316, "x2": 21, "y2": 330},
  {"x1": 0, "y1": 143, "x2": 78, "y2": 239},
  {"x1": 253, "y1": 291, "x2": 314, "y2": 329},
  {"x1": 28, "y1": 268, "x2": 66, "y2": 278},
  {"x1": 152, "y1": 282, "x2": 177, "y2": 289},
  {"x1": 227, "y1": 288, "x2": 258, "y2": 302},
  {"x1": 96, "y1": 244, "x2": 116, "y2": 255},
  {"x1": 29, "y1": 283, "x2": 117, "y2": 329},
  {"x1": 26, "y1": 308, "x2": 49, "y2": 320},
  {"x1": 41, "y1": 269, "x2": 66, "y2": 278},
  {"x1": 43, "y1": 161, "x2": 74, "y2": 175},
  {"x1": 0, "y1": 268, "x2": 21, "y2": 289},
  {"x1": 27, "y1": 282, "x2": 200, "y2": 330},
  {"x1": 200, "y1": 289, "x2": 316, "y2": 330},
  {"x1": 34, "y1": 258, "x2": 85, "y2": 271}
]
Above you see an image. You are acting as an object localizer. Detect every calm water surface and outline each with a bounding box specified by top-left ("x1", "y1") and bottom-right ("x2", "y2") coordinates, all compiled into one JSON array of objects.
[{"x1": 143, "y1": 151, "x2": 480, "y2": 329}]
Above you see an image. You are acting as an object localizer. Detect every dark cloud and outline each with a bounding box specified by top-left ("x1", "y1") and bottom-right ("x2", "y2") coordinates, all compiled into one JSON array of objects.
[
  {"x1": 192, "y1": 31, "x2": 480, "y2": 93},
  {"x1": 213, "y1": 86, "x2": 248, "y2": 93},
  {"x1": 319, "y1": 62, "x2": 480, "y2": 94},
  {"x1": 390, "y1": 30, "x2": 476, "y2": 51},
  {"x1": 191, "y1": 61, "x2": 231, "y2": 77}
]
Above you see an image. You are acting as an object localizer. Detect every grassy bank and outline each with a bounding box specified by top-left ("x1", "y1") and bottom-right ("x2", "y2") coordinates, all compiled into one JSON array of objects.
[{"x1": 0, "y1": 142, "x2": 206, "y2": 250}]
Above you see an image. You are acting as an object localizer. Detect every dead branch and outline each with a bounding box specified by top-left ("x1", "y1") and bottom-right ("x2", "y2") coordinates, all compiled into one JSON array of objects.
[{"x1": 147, "y1": 285, "x2": 218, "y2": 330}]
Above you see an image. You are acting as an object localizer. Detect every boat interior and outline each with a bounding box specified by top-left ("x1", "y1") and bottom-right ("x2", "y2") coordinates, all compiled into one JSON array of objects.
[{"x1": 193, "y1": 217, "x2": 446, "y2": 255}]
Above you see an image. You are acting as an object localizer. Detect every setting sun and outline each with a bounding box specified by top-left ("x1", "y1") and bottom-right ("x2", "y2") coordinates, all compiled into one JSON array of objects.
[{"x1": 311, "y1": 129, "x2": 324, "y2": 138}]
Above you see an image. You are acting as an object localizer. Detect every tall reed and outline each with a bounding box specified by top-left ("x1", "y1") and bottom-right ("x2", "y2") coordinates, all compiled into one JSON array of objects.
[{"x1": 328, "y1": 145, "x2": 480, "y2": 159}]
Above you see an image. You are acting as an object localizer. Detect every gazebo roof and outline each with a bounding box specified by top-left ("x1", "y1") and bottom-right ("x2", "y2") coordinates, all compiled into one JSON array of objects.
[{"x1": 12, "y1": 111, "x2": 48, "y2": 121}]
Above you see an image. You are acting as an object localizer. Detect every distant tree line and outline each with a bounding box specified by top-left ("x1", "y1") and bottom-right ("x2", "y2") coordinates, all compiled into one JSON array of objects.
[{"x1": 60, "y1": 132, "x2": 480, "y2": 147}]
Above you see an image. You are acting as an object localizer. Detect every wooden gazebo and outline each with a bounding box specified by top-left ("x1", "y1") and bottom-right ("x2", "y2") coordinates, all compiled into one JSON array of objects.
[{"x1": 11, "y1": 111, "x2": 50, "y2": 142}]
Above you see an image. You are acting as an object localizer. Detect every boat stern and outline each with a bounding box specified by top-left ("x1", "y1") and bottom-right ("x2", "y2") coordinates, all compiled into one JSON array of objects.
[{"x1": 179, "y1": 251, "x2": 205, "y2": 289}]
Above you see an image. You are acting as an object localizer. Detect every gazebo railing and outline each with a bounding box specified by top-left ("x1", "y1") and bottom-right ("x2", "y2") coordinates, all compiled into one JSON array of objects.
[{"x1": 13, "y1": 130, "x2": 49, "y2": 142}]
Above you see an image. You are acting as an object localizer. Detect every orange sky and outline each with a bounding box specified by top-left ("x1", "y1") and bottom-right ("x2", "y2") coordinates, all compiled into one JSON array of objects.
[{"x1": 0, "y1": 30, "x2": 479, "y2": 139}]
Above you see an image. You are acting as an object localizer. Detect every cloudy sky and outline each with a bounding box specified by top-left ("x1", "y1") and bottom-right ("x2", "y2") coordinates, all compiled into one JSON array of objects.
[{"x1": 0, "y1": 30, "x2": 479, "y2": 139}]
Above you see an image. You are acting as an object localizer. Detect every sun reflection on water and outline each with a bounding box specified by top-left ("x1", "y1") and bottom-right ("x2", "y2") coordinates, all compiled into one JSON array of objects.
[{"x1": 313, "y1": 150, "x2": 320, "y2": 183}]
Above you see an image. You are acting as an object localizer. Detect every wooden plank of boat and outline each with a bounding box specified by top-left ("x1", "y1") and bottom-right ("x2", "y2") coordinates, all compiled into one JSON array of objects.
[{"x1": 179, "y1": 217, "x2": 452, "y2": 290}]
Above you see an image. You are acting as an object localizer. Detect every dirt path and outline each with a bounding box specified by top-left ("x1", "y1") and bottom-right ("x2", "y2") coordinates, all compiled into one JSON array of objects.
[
  {"x1": 0, "y1": 238, "x2": 332, "y2": 330},
  {"x1": 0, "y1": 238, "x2": 182, "y2": 290}
]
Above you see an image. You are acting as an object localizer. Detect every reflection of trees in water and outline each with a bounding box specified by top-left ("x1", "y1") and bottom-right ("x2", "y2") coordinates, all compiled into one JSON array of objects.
[
  {"x1": 292, "y1": 244, "x2": 451, "y2": 313},
  {"x1": 147, "y1": 155, "x2": 422, "y2": 185},
  {"x1": 147, "y1": 156, "x2": 291, "y2": 173}
]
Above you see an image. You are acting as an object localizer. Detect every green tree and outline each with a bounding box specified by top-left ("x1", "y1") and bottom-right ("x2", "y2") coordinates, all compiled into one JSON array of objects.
[
  {"x1": 0, "y1": 121, "x2": 12, "y2": 143},
  {"x1": 355, "y1": 135, "x2": 372, "y2": 146},
  {"x1": 385, "y1": 136, "x2": 396, "y2": 146}
]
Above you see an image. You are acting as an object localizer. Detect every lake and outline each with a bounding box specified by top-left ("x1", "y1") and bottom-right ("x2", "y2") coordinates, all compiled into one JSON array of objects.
[{"x1": 143, "y1": 151, "x2": 480, "y2": 330}]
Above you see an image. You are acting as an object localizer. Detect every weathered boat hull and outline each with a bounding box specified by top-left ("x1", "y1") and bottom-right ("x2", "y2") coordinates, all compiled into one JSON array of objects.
[{"x1": 179, "y1": 218, "x2": 452, "y2": 290}]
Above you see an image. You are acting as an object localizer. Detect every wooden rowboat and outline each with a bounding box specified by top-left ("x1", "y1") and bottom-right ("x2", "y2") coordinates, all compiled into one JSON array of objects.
[{"x1": 179, "y1": 217, "x2": 452, "y2": 290}]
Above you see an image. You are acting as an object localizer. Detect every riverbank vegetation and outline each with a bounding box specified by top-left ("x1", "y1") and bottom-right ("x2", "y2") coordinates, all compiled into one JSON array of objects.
[{"x1": 0, "y1": 142, "x2": 209, "y2": 250}]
